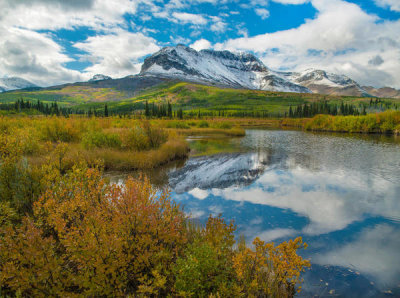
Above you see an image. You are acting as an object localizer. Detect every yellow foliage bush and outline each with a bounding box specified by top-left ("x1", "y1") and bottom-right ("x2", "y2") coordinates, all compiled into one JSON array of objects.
[{"x1": 0, "y1": 166, "x2": 310, "y2": 297}]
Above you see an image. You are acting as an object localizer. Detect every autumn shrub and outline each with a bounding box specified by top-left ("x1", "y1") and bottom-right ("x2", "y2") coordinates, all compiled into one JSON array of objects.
[
  {"x1": 81, "y1": 130, "x2": 122, "y2": 149},
  {"x1": 122, "y1": 121, "x2": 168, "y2": 151},
  {"x1": 0, "y1": 165, "x2": 310, "y2": 297},
  {"x1": 122, "y1": 125, "x2": 151, "y2": 151},
  {"x1": 0, "y1": 166, "x2": 187, "y2": 297},
  {"x1": 303, "y1": 111, "x2": 400, "y2": 133},
  {"x1": 0, "y1": 134, "x2": 42, "y2": 216},
  {"x1": 40, "y1": 117, "x2": 81, "y2": 142}
]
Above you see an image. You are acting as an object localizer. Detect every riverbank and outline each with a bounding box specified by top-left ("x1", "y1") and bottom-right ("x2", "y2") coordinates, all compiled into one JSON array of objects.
[
  {"x1": 282, "y1": 111, "x2": 400, "y2": 135},
  {"x1": 0, "y1": 116, "x2": 250, "y2": 172}
]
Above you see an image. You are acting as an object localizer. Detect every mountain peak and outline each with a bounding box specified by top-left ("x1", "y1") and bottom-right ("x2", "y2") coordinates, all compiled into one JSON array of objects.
[
  {"x1": 0, "y1": 77, "x2": 37, "y2": 92},
  {"x1": 140, "y1": 45, "x2": 309, "y2": 92},
  {"x1": 89, "y1": 74, "x2": 112, "y2": 82}
]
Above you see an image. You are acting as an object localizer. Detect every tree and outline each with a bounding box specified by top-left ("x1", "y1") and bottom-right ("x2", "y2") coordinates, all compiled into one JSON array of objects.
[{"x1": 104, "y1": 103, "x2": 109, "y2": 117}]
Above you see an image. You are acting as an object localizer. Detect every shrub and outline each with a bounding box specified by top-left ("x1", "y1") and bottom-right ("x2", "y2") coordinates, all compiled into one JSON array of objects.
[
  {"x1": 0, "y1": 134, "x2": 42, "y2": 216},
  {"x1": 0, "y1": 166, "x2": 310, "y2": 297},
  {"x1": 166, "y1": 121, "x2": 190, "y2": 129},
  {"x1": 198, "y1": 120, "x2": 209, "y2": 128},
  {"x1": 81, "y1": 130, "x2": 121, "y2": 149},
  {"x1": 122, "y1": 125, "x2": 150, "y2": 151},
  {"x1": 123, "y1": 122, "x2": 168, "y2": 151},
  {"x1": 216, "y1": 121, "x2": 233, "y2": 129},
  {"x1": 40, "y1": 117, "x2": 81, "y2": 142}
]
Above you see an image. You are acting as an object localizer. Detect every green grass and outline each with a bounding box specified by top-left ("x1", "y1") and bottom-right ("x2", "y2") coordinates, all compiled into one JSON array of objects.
[{"x1": 1, "y1": 81, "x2": 399, "y2": 116}]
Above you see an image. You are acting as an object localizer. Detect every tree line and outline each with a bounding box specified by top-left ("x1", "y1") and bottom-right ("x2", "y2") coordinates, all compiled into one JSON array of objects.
[{"x1": 288, "y1": 101, "x2": 365, "y2": 118}]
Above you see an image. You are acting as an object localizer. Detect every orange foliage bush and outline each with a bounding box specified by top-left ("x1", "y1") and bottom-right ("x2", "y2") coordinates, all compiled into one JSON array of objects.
[{"x1": 0, "y1": 165, "x2": 310, "y2": 297}]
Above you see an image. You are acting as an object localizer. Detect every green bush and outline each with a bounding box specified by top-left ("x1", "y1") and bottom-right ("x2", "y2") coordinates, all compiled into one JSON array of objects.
[
  {"x1": 82, "y1": 130, "x2": 121, "y2": 149},
  {"x1": 198, "y1": 120, "x2": 209, "y2": 128},
  {"x1": 216, "y1": 122, "x2": 233, "y2": 129},
  {"x1": 173, "y1": 240, "x2": 237, "y2": 297},
  {"x1": 166, "y1": 121, "x2": 189, "y2": 129}
]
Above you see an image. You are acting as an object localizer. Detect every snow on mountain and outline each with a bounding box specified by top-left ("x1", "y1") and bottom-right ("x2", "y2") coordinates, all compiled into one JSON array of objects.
[
  {"x1": 0, "y1": 77, "x2": 37, "y2": 92},
  {"x1": 139, "y1": 45, "x2": 377, "y2": 96},
  {"x1": 288, "y1": 69, "x2": 370, "y2": 96},
  {"x1": 140, "y1": 44, "x2": 311, "y2": 93},
  {"x1": 89, "y1": 74, "x2": 112, "y2": 82},
  {"x1": 169, "y1": 152, "x2": 270, "y2": 193}
]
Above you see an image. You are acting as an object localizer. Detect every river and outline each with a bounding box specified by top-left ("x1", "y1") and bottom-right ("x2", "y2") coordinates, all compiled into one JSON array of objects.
[{"x1": 107, "y1": 129, "x2": 400, "y2": 297}]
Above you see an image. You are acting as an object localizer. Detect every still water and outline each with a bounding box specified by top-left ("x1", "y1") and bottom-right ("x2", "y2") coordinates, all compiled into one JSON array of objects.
[{"x1": 109, "y1": 129, "x2": 400, "y2": 297}]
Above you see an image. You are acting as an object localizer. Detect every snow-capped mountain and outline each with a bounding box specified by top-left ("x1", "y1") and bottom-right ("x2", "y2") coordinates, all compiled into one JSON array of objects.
[
  {"x1": 89, "y1": 74, "x2": 112, "y2": 82},
  {"x1": 169, "y1": 152, "x2": 270, "y2": 193},
  {"x1": 140, "y1": 44, "x2": 310, "y2": 93},
  {"x1": 290, "y1": 69, "x2": 370, "y2": 96},
  {"x1": 140, "y1": 45, "x2": 373, "y2": 96},
  {"x1": 0, "y1": 77, "x2": 37, "y2": 92}
]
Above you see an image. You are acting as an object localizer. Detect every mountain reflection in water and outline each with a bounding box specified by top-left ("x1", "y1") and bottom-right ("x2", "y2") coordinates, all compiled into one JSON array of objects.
[{"x1": 166, "y1": 129, "x2": 400, "y2": 297}]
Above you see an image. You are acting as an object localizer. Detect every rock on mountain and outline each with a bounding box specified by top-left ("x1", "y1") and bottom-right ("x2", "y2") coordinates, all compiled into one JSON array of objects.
[
  {"x1": 0, "y1": 77, "x2": 37, "y2": 92},
  {"x1": 89, "y1": 74, "x2": 112, "y2": 82},
  {"x1": 362, "y1": 86, "x2": 400, "y2": 99},
  {"x1": 289, "y1": 69, "x2": 370, "y2": 97},
  {"x1": 140, "y1": 44, "x2": 311, "y2": 93}
]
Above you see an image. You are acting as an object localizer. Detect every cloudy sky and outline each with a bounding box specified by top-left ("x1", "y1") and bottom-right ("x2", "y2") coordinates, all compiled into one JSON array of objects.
[{"x1": 0, "y1": 0, "x2": 399, "y2": 88}]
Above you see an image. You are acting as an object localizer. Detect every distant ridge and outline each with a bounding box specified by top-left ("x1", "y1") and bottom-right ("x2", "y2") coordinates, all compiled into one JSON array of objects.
[{"x1": 0, "y1": 77, "x2": 37, "y2": 92}]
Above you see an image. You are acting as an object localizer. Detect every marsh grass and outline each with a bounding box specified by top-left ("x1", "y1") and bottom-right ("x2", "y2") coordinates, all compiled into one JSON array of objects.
[{"x1": 281, "y1": 111, "x2": 400, "y2": 134}]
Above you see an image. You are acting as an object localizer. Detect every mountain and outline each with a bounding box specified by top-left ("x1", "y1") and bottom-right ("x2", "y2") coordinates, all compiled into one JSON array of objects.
[
  {"x1": 362, "y1": 86, "x2": 400, "y2": 99},
  {"x1": 139, "y1": 45, "x2": 380, "y2": 96},
  {"x1": 290, "y1": 69, "x2": 370, "y2": 97},
  {"x1": 0, "y1": 77, "x2": 37, "y2": 92},
  {"x1": 89, "y1": 74, "x2": 112, "y2": 82},
  {"x1": 140, "y1": 44, "x2": 310, "y2": 93},
  {"x1": 169, "y1": 152, "x2": 269, "y2": 193}
]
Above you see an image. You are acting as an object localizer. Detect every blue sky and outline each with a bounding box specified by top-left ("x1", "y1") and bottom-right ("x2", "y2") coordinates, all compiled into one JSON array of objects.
[{"x1": 0, "y1": 0, "x2": 399, "y2": 88}]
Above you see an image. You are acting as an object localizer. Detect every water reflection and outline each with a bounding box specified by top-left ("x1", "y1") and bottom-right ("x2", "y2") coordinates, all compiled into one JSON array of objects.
[{"x1": 166, "y1": 129, "x2": 400, "y2": 297}]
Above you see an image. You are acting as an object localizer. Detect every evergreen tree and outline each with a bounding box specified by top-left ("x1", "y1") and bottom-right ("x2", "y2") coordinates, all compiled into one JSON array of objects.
[
  {"x1": 104, "y1": 104, "x2": 109, "y2": 117},
  {"x1": 145, "y1": 101, "x2": 150, "y2": 117}
]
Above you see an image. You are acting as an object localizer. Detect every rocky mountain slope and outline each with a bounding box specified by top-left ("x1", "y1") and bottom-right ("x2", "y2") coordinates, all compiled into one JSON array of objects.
[
  {"x1": 140, "y1": 45, "x2": 310, "y2": 93},
  {"x1": 290, "y1": 69, "x2": 370, "y2": 97},
  {"x1": 362, "y1": 86, "x2": 400, "y2": 99},
  {"x1": 0, "y1": 77, "x2": 37, "y2": 92},
  {"x1": 139, "y1": 45, "x2": 374, "y2": 97}
]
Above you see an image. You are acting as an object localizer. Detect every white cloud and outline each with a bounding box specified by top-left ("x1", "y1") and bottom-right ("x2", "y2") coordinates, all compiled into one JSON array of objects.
[
  {"x1": 74, "y1": 29, "x2": 159, "y2": 78},
  {"x1": 0, "y1": 26, "x2": 84, "y2": 86},
  {"x1": 315, "y1": 224, "x2": 400, "y2": 288},
  {"x1": 257, "y1": 228, "x2": 297, "y2": 242},
  {"x1": 188, "y1": 188, "x2": 209, "y2": 199},
  {"x1": 0, "y1": 0, "x2": 159, "y2": 84},
  {"x1": 0, "y1": 0, "x2": 141, "y2": 31},
  {"x1": 211, "y1": 161, "x2": 398, "y2": 235},
  {"x1": 190, "y1": 38, "x2": 212, "y2": 50},
  {"x1": 255, "y1": 8, "x2": 270, "y2": 19},
  {"x1": 217, "y1": 0, "x2": 400, "y2": 88},
  {"x1": 374, "y1": 0, "x2": 400, "y2": 12},
  {"x1": 172, "y1": 12, "x2": 208, "y2": 25}
]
